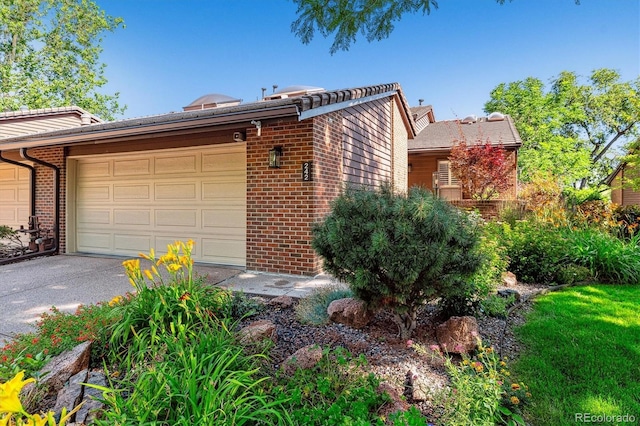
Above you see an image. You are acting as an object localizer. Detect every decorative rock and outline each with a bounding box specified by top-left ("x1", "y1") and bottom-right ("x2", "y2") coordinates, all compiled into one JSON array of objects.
[
  {"x1": 239, "y1": 320, "x2": 276, "y2": 344},
  {"x1": 405, "y1": 370, "x2": 428, "y2": 401},
  {"x1": 268, "y1": 295, "x2": 295, "y2": 309},
  {"x1": 281, "y1": 344, "x2": 323, "y2": 375},
  {"x1": 502, "y1": 271, "x2": 518, "y2": 287},
  {"x1": 38, "y1": 341, "x2": 92, "y2": 393},
  {"x1": 53, "y1": 369, "x2": 87, "y2": 417},
  {"x1": 498, "y1": 289, "x2": 521, "y2": 302},
  {"x1": 378, "y1": 382, "x2": 409, "y2": 416},
  {"x1": 75, "y1": 370, "x2": 107, "y2": 425},
  {"x1": 327, "y1": 298, "x2": 373, "y2": 329},
  {"x1": 436, "y1": 316, "x2": 479, "y2": 354}
]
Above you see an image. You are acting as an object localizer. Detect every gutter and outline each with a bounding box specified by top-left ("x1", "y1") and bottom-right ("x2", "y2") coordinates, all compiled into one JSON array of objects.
[{"x1": 0, "y1": 105, "x2": 301, "y2": 151}]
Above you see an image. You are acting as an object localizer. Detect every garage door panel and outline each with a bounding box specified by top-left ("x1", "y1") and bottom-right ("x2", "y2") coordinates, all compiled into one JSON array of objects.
[
  {"x1": 0, "y1": 163, "x2": 29, "y2": 232},
  {"x1": 202, "y1": 180, "x2": 245, "y2": 200},
  {"x1": 78, "y1": 185, "x2": 110, "y2": 200},
  {"x1": 155, "y1": 209, "x2": 197, "y2": 227},
  {"x1": 78, "y1": 161, "x2": 110, "y2": 178},
  {"x1": 77, "y1": 232, "x2": 111, "y2": 250},
  {"x1": 0, "y1": 188, "x2": 16, "y2": 202},
  {"x1": 114, "y1": 159, "x2": 150, "y2": 176},
  {"x1": 155, "y1": 183, "x2": 196, "y2": 200},
  {"x1": 156, "y1": 155, "x2": 197, "y2": 174},
  {"x1": 114, "y1": 184, "x2": 150, "y2": 200},
  {"x1": 114, "y1": 209, "x2": 150, "y2": 226},
  {"x1": 77, "y1": 209, "x2": 110, "y2": 224},
  {"x1": 0, "y1": 209, "x2": 16, "y2": 222},
  {"x1": 74, "y1": 144, "x2": 246, "y2": 266},
  {"x1": 114, "y1": 234, "x2": 152, "y2": 252},
  {"x1": 201, "y1": 237, "x2": 245, "y2": 263},
  {"x1": 202, "y1": 209, "x2": 245, "y2": 229}
]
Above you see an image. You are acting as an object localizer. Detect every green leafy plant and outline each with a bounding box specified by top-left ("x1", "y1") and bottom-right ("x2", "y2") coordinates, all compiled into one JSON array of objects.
[
  {"x1": 272, "y1": 346, "x2": 391, "y2": 425},
  {"x1": 312, "y1": 183, "x2": 483, "y2": 338},
  {"x1": 501, "y1": 220, "x2": 570, "y2": 285},
  {"x1": 109, "y1": 240, "x2": 235, "y2": 363},
  {"x1": 418, "y1": 343, "x2": 528, "y2": 426},
  {"x1": 566, "y1": 229, "x2": 640, "y2": 284},
  {"x1": 295, "y1": 285, "x2": 353, "y2": 325},
  {"x1": 613, "y1": 203, "x2": 640, "y2": 240},
  {"x1": 96, "y1": 321, "x2": 289, "y2": 425},
  {"x1": 441, "y1": 222, "x2": 509, "y2": 316},
  {"x1": 1, "y1": 302, "x2": 118, "y2": 378},
  {"x1": 479, "y1": 294, "x2": 515, "y2": 319}
]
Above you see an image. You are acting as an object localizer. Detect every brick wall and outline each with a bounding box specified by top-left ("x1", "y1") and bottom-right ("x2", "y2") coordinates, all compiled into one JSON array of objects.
[
  {"x1": 245, "y1": 118, "x2": 318, "y2": 275},
  {"x1": 28, "y1": 147, "x2": 66, "y2": 252}
]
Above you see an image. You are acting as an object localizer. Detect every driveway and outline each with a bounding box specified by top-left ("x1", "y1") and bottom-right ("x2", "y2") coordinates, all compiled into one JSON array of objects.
[{"x1": 0, "y1": 254, "x2": 239, "y2": 343}]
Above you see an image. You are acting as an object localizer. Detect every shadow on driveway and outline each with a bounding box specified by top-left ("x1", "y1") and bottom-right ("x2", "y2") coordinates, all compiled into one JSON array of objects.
[{"x1": 0, "y1": 254, "x2": 239, "y2": 344}]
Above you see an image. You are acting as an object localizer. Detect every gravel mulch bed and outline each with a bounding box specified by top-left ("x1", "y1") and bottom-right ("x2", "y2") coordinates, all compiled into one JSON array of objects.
[{"x1": 241, "y1": 282, "x2": 548, "y2": 418}]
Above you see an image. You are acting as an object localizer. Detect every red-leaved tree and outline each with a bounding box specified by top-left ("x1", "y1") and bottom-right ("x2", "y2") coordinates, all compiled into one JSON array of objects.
[{"x1": 449, "y1": 140, "x2": 513, "y2": 200}]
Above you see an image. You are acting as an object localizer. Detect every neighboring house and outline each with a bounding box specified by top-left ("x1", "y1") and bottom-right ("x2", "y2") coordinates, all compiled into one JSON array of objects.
[
  {"x1": 407, "y1": 112, "x2": 522, "y2": 200},
  {"x1": 0, "y1": 107, "x2": 102, "y2": 235},
  {"x1": 607, "y1": 162, "x2": 640, "y2": 206},
  {"x1": 0, "y1": 83, "x2": 414, "y2": 275}
]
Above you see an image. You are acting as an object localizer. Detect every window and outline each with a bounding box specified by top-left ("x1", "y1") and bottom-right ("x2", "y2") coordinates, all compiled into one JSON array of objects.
[{"x1": 437, "y1": 160, "x2": 460, "y2": 187}]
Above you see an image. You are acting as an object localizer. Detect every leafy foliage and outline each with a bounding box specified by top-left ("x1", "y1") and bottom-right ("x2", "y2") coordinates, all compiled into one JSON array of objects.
[
  {"x1": 613, "y1": 203, "x2": 640, "y2": 240},
  {"x1": 272, "y1": 346, "x2": 390, "y2": 425},
  {"x1": 485, "y1": 69, "x2": 640, "y2": 188},
  {"x1": 97, "y1": 325, "x2": 289, "y2": 426},
  {"x1": 0, "y1": 0, "x2": 125, "y2": 119},
  {"x1": 449, "y1": 141, "x2": 513, "y2": 200},
  {"x1": 291, "y1": 0, "x2": 579, "y2": 54},
  {"x1": 312, "y1": 184, "x2": 483, "y2": 338}
]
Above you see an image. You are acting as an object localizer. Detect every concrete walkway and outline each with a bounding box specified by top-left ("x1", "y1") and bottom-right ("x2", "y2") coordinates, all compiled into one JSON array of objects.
[{"x1": 0, "y1": 254, "x2": 338, "y2": 344}]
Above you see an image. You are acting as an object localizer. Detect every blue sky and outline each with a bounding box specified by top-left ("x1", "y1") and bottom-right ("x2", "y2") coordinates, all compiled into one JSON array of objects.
[{"x1": 97, "y1": 0, "x2": 639, "y2": 121}]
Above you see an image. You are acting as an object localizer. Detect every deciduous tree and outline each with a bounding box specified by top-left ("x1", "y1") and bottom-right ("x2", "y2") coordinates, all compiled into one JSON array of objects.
[
  {"x1": 291, "y1": 0, "x2": 578, "y2": 54},
  {"x1": 484, "y1": 69, "x2": 640, "y2": 189},
  {"x1": 449, "y1": 140, "x2": 512, "y2": 200},
  {"x1": 0, "y1": 0, "x2": 125, "y2": 119}
]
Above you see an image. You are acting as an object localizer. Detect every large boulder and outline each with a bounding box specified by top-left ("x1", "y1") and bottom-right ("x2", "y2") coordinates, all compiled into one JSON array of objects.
[
  {"x1": 281, "y1": 345, "x2": 323, "y2": 376},
  {"x1": 436, "y1": 316, "x2": 479, "y2": 354},
  {"x1": 37, "y1": 341, "x2": 92, "y2": 393},
  {"x1": 238, "y1": 320, "x2": 276, "y2": 344},
  {"x1": 502, "y1": 271, "x2": 518, "y2": 287},
  {"x1": 327, "y1": 298, "x2": 373, "y2": 329}
]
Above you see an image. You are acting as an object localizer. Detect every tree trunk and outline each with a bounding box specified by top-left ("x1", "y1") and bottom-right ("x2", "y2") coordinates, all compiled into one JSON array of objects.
[{"x1": 392, "y1": 309, "x2": 417, "y2": 340}]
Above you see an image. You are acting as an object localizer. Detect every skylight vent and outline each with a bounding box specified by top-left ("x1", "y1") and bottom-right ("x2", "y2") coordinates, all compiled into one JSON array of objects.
[
  {"x1": 487, "y1": 112, "x2": 506, "y2": 121},
  {"x1": 183, "y1": 93, "x2": 242, "y2": 111},
  {"x1": 263, "y1": 85, "x2": 325, "y2": 100},
  {"x1": 461, "y1": 114, "x2": 477, "y2": 124}
]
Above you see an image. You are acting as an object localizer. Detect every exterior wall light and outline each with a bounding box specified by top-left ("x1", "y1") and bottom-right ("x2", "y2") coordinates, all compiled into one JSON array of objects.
[{"x1": 269, "y1": 146, "x2": 283, "y2": 168}]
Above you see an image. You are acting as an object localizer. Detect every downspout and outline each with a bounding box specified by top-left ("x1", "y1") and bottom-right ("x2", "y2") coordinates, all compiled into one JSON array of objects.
[
  {"x1": 0, "y1": 151, "x2": 35, "y2": 217},
  {"x1": 19, "y1": 148, "x2": 60, "y2": 255}
]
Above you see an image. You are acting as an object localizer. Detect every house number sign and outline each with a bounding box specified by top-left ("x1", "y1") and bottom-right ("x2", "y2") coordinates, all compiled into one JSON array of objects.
[{"x1": 302, "y1": 161, "x2": 313, "y2": 181}]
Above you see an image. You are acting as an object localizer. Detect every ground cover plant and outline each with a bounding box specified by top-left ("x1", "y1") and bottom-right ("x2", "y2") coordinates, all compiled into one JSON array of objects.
[{"x1": 513, "y1": 285, "x2": 640, "y2": 425}]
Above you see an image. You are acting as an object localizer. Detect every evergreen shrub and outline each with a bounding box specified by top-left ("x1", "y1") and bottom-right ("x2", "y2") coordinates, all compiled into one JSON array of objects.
[{"x1": 312, "y1": 184, "x2": 483, "y2": 338}]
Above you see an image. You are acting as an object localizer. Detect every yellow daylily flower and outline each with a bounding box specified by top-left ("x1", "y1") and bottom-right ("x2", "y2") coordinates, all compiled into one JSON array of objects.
[
  {"x1": 0, "y1": 371, "x2": 35, "y2": 414},
  {"x1": 0, "y1": 413, "x2": 12, "y2": 426},
  {"x1": 144, "y1": 269, "x2": 153, "y2": 280},
  {"x1": 167, "y1": 263, "x2": 182, "y2": 273}
]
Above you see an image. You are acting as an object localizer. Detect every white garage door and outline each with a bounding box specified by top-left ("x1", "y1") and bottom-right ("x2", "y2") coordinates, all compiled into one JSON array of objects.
[
  {"x1": 72, "y1": 144, "x2": 246, "y2": 266},
  {"x1": 0, "y1": 163, "x2": 29, "y2": 231}
]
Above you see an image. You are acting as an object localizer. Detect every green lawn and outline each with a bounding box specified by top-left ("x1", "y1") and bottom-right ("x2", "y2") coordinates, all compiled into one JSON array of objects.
[{"x1": 514, "y1": 285, "x2": 640, "y2": 425}]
